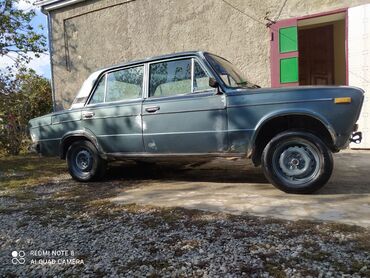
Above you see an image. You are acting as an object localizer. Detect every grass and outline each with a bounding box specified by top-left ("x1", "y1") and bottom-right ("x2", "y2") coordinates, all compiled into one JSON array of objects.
[
  {"x1": 301, "y1": 239, "x2": 319, "y2": 249},
  {"x1": 353, "y1": 231, "x2": 370, "y2": 251},
  {"x1": 2, "y1": 190, "x2": 38, "y2": 201},
  {"x1": 302, "y1": 250, "x2": 330, "y2": 261},
  {"x1": 264, "y1": 261, "x2": 286, "y2": 278},
  {"x1": 0, "y1": 154, "x2": 69, "y2": 225},
  {"x1": 0, "y1": 205, "x2": 23, "y2": 214},
  {"x1": 322, "y1": 222, "x2": 366, "y2": 233},
  {"x1": 0, "y1": 154, "x2": 66, "y2": 190}
]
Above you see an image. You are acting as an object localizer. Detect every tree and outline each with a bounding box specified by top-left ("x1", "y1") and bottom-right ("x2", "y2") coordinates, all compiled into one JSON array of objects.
[
  {"x1": 0, "y1": 69, "x2": 52, "y2": 155},
  {"x1": 0, "y1": 0, "x2": 47, "y2": 67},
  {"x1": 0, "y1": 0, "x2": 51, "y2": 155}
]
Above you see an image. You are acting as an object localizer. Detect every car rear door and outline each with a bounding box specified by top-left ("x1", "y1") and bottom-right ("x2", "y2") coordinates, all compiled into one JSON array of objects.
[
  {"x1": 142, "y1": 57, "x2": 227, "y2": 154},
  {"x1": 82, "y1": 65, "x2": 144, "y2": 153}
]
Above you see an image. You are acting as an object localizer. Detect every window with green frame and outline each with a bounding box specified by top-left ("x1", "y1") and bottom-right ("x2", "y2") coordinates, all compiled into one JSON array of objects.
[{"x1": 279, "y1": 26, "x2": 299, "y2": 84}]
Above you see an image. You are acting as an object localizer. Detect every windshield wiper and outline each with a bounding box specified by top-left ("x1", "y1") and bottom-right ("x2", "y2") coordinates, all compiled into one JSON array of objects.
[{"x1": 237, "y1": 81, "x2": 260, "y2": 89}]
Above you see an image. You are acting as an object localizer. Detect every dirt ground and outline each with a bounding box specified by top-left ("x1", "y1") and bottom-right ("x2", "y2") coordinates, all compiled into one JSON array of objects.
[
  {"x1": 0, "y1": 151, "x2": 369, "y2": 277},
  {"x1": 111, "y1": 150, "x2": 370, "y2": 227}
]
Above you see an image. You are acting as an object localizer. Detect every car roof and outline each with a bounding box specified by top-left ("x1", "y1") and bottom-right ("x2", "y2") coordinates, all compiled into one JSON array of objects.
[
  {"x1": 96, "y1": 50, "x2": 210, "y2": 72},
  {"x1": 70, "y1": 51, "x2": 214, "y2": 109}
]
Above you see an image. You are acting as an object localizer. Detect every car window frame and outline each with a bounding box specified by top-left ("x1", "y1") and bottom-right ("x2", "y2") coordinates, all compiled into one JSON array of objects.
[
  {"x1": 192, "y1": 58, "x2": 215, "y2": 93},
  {"x1": 146, "y1": 56, "x2": 215, "y2": 99},
  {"x1": 87, "y1": 74, "x2": 107, "y2": 105},
  {"x1": 86, "y1": 64, "x2": 145, "y2": 107}
]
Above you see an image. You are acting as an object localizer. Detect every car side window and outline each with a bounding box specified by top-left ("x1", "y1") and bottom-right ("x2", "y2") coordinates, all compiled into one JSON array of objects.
[
  {"x1": 149, "y1": 59, "x2": 192, "y2": 97},
  {"x1": 194, "y1": 60, "x2": 212, "y2": 92},
  {"x1": 89, "y1": 76, "x2": 106, "y2": 104},
  {"x1": 106, "y1": 66, "x2": 144, "y2": 102}
]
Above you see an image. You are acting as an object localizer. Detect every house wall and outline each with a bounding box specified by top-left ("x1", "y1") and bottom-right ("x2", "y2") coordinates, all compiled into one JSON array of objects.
[
  {"x1": 48, "y1": 0, "x2": 370, "y2": 110},
  {"x1": 348, "y1": 3, "x2": 370, "y2": 149}
]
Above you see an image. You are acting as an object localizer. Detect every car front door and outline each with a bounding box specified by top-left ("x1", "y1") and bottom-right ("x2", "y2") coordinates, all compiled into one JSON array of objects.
[
  {"x1": 82, "y1": 65, "x2": 144, "y2": 153},
  {"x1": 142, "y1": 57, "x2": 227, "y2": 154}
]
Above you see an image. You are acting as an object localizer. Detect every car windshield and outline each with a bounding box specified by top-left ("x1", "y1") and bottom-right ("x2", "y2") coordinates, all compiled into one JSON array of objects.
[{"x1": 205, "y1": 54, "x2": 259, "y2": 89}]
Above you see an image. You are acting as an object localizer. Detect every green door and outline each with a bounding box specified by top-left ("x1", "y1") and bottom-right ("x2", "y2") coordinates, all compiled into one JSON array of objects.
[{"x1": 270, "y1": 18, "x2": 299, "y2": 87}]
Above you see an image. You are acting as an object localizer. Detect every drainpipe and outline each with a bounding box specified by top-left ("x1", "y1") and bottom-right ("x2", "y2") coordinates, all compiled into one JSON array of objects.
[{"x1": 46, "y1": 12, "x2": 57, "y2": 112}]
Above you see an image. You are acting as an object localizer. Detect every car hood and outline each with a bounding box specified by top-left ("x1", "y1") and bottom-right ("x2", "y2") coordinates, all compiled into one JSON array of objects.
[
  {"x1": 227, "y1": 85, "x2": 365, "y2": 96},
  {"x1": 226, "y1": 85, "x2": 365, "y2": 123}
]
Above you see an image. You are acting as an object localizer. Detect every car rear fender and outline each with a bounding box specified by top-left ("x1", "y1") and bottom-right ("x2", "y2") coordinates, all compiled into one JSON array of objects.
[{"x1": 60, "y1": 130, "x2": 106, "y2": 159}]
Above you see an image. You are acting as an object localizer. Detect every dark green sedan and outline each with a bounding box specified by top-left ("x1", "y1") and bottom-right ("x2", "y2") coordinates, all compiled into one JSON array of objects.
[{"x1": 29, "y1": 51, "x2": 364, "y2": 193}]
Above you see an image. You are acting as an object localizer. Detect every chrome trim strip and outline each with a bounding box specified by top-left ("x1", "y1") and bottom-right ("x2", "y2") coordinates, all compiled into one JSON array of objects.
[
  {"x1": 97, "y1": 134, "x2": 142, "y2": 138},
  {"x1": 142, "y1": 107, "x2": 225, "y2": 116},
  {"x1": 144, "y1": 130, "x2": 228, "y2": 136},
  {"x1": 52, "y1": 119, "x2": 82, "y2": 125},
  {"x1": 144, "y1": 91, "x2": 214, "y2": 101},
  {"x1": 227, "y1": 129, "x2": 254, "y2": 133},
  {"x1": 106, "y1": 152, "x2": 244, "y2": 158},
  {"x1": 103, "y1": 73, "x2": 108, "y2": 103},
  {"x1": 85, "y1": 98, "x2": 142, "y2": 109},
  {"x1": 30, "y1": 124, "x2": 51, "y2": 128},
  {"x1": 143, "y1": 63, "x2": 149, "y2": 99},
  {"x1": 191, "y1": 58, "x2": 194, "y2": 93},
  {"x1": 97, "y1": 129, "x2": 251, "y2": 138},
  {"x1": 228, "y1": 98, "x2": 333, "y2": 109},
  {"x1": 81, "y1": 114, "x2": 137, "y2": 120},
  {"x1": 38, "y1": 137, "x2": 62, "y2": 142}
]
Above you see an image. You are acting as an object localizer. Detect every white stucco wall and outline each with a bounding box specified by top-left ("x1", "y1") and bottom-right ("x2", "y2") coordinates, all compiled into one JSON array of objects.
[{"x1": 348, "y1": 3, "x2": 370, "y2": 149}]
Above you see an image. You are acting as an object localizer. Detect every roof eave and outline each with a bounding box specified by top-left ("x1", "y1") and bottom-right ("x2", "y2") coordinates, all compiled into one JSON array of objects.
[{"x1": 35, "y1": 0, "x2": 86, "y2": 13}]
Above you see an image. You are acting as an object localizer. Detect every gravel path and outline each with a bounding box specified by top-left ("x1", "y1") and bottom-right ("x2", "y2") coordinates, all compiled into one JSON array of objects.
[{"x1": 1, "y1": 179, "x2": 369, "y2": 277}]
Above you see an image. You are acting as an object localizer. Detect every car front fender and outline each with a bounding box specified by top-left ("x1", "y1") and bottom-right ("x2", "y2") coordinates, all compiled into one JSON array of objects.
[{"x1": 247, "y1": 108, "x2": 338, "y2": 157}]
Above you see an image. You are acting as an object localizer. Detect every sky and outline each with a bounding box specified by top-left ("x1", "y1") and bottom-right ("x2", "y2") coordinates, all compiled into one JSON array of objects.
[{"x1": 0, "y1": 0, "x2": 51, "y2": 79}]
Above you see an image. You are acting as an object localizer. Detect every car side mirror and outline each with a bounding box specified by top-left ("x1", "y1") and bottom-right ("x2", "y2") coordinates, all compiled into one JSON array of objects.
[{"x1": 209, "y1": 77, "x2": 222, "y2": 95}]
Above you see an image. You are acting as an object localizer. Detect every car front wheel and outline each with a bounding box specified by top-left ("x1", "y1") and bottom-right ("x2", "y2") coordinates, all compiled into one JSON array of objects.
[
  {"x1": 66, "y1": 140, "x2": 106, "y2": 182},
  {"x1": 261, "y1": 131, "x2": 333, "y2": 194}
]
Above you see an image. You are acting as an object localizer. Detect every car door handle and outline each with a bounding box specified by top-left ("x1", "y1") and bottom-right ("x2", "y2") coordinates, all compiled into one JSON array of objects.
[
  {"x1": 145, "y1": 106, "x2": 160, "y2": 113},
  {"x1": 82, "y1": 111, "x2": 95, "y2": 118}
]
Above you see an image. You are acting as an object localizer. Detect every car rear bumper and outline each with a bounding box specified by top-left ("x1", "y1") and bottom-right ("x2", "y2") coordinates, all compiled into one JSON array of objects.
[{"x1": 29, "y1": 142, "x2": 41, "y2": 154}]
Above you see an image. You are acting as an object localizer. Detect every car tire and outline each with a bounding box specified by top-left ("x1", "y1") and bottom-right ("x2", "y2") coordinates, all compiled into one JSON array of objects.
[
  {"x1": 66, "y1": 140, "x2": 106, "y2": 182},
  {"x1": 261, "y1": 131, "x2": 333, "y2": 194}
]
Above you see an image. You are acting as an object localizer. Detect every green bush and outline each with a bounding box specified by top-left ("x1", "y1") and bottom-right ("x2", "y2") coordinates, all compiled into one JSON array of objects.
[{"x1": 0, "y1": 70, "x2": 52, "y2": 155}]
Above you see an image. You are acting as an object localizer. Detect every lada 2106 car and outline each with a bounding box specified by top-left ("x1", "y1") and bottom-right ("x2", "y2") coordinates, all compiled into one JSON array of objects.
[{"x1": 29, "y1": 51, "x2": 364, "y2": 194}]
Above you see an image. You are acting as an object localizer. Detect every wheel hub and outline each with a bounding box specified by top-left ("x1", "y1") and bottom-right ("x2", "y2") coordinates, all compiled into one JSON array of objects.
[
  {"x1": 279, "y1": 146, "x2": 312, "y2": 177},
  {"x1": 75, "y1": 149, "x2": 92, "y2": 171}
]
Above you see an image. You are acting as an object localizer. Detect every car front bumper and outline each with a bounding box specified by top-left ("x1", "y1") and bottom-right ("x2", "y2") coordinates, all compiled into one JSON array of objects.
[{"x1": 349, "y1": 131, "x2": 362, "y2": 144}]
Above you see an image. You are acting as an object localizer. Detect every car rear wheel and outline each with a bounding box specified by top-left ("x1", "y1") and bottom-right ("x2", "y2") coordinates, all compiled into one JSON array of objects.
[
  {"x1": 261, "y1": 131, "x2": 333, "y2": 194},
  {"x1": 66, "y1": 140, "x2": 106, "y2": 181}
]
